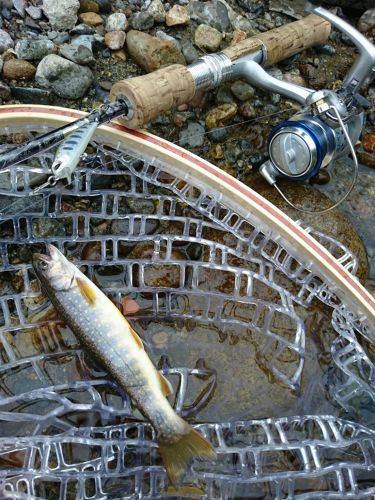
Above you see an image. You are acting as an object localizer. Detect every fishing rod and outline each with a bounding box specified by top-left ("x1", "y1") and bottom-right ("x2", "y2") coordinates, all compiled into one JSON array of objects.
[{"x1": 0, "y1": 2, "x2": 374, "y2": 214}]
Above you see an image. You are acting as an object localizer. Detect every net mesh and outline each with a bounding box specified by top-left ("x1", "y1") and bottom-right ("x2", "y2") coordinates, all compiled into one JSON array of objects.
[{"x1": 0, "y1": 125, "x2": 374, "y2": 499}]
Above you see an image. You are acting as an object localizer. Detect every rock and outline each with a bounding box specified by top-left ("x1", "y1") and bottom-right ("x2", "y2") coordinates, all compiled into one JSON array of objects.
[
  {"x1": 166, "y1": 5, "x2": 190, "y2": 26},
  {"x1": 59, "y1": 43, "x2": 95, "y2": 64},
  {"x1": 130, "y1": 11, "x2": 154, "y2": 31},
  {"x1": 0, "y1": 81, "x2": 11, "y2": 101},
  {"x1": 147, "y1": 0, "x2": 165, "y2": 23},
  {"x1": 359, "y1": 9, "x2": 375, "y2": 33},
  {"x1": 189, "y1": 1, "x2": 230, "y2": 31},
  {"x1": 357, "y1": 151, "x2": 375, "y2": 169},
  {"x1": 0, "y1": 29, "x2": 14, "y2": 54},
  {"x1": 315, "y1": 44, "x2": 336, "y2": 55},
  {"x1": 155, "y1": 31, "x2": 181, "y2": 51},
  {"x1": 79, "y1": 0, "x2": 99, "y2": 13},
  {"x1": 112, "y1": 49, "x2": 126, "y2": 60},
  {"x1": 47, "y1": 31, "x2": 70, "y2": 44},
  {"x1": 71, "y1": 34, "x2": 102, "y2": 52},
  {"x1": 238, "y1": 101, "x2": 256, "y2": 118},
  {"x1": 216, "y1": 84, "x2": 235, "y2": 104},
  {"x1": 230, "y1": 80, "x2": 255, "y2": 101},
  {"x1": 104, "y1": 31, "x2": 126, "y2": 50},
  {"x1": 180, "y1": 39, "x2": 198, "y2": 64},
  {"x1": 219, "y1": 0, "x2": 256, "y2": 34},
  {"x1": 205, "y1": 103, "x2": 237, "y2": 128},
  {"x1": 126, "y1": 30, "x2": 185, "y2": 73},
  {"x1": 32, "y1": 218, "x2": 65, "y2": 238},
  {"x1": 70, "y1": 23, "x2": 96, "y2": 35},
  {"x1": 230, "y1": 29, "x2": 247, "y2": 46},
  {"x1": 13, "y1": 0, "x2": 26, "y2": 17},
  {"x1": 210, "y1": 143, "x2": 224, "y2": 160},
  {"x1": 363, "y1": 134, "x2": 375, "y2": 154},
  {"x1": 179, "y1": 121, "x2": 205, "y2": 148},
  {"x1": 79, "y1": 11, "x2": 103, "y2": 26},
  {"x1": 105, "y1": 12, "x2": 128, "y2": 32},
  {"x1": 128, "y1": 242, "x2": 184, "y2": 290},
  {"x1": 208, "y1": 126, "x2": 228, "y2": 143},
  {"x1": 11, "y1": 86, "x2": 52, "y2": 104},
  {"x1": 96, "y1": 0, "x2": 111, "y2": 13},
  {"x1": 35, "y1": 54, "x2": 93, "y2": 99},
  {"x1": 15, "y1": 39, "x2": 54, "y2": 61},
  {"x1": 3, "y1": 59, "x2": 36, "y2": 80},
  {"x1": 42, "y1": 0, "x2": 80, "y2": 31},
  {"x1": 194, "y1": 24, "x2": 222, "y2": 52},
  {"x1": 247, "y1": 175, "x2": 369, "y2": 283}
]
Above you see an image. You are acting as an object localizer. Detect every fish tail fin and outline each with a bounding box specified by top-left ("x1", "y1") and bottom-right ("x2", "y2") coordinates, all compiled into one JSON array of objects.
[{"x1": 158, "y1": 427, "x2": 216, "y2": 487}]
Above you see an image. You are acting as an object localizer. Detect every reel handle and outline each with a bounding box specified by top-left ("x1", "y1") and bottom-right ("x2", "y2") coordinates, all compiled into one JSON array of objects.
[{"x1": 110, "y1": 14, "x2": 330, "y2": 129}]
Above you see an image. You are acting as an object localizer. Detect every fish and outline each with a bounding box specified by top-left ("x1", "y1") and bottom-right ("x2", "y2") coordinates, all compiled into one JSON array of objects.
[{"x1": 32, "y1": 244, "x2": 215, "y2": 486}]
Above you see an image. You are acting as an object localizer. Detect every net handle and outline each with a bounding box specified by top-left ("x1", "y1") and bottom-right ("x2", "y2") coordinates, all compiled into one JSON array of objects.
[{"x1": 110, "y1": 14, "x2": 330, "y2": 129}]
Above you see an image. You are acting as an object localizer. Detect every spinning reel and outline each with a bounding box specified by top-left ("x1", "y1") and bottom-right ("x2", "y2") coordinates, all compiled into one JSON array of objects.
[
  {"x1": 258, "y1": 2, "x2": 375, "y2": 212},
  {"x1": 188, "y1": 1, "x2": 375, "y2": 213}
]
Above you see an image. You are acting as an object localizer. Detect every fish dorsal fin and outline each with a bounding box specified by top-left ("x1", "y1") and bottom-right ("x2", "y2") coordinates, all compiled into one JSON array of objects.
[
  {"x1": 129, "y1": 326, "x2": 144, "y2": 350},
  {"x1": 158, "y1": 372, "x2": 173, "y2": 397},
  {"x1": 76, "y1": 277, "x2": 96, "y2": 305}
]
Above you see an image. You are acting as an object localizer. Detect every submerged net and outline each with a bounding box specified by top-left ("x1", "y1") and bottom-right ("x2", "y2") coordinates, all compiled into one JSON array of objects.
[{"x1": 0, "y1": 124, "x2": 374, "y2": 499}]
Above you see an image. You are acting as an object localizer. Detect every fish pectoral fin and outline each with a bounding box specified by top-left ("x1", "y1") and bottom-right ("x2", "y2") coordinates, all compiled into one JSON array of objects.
[
  {"x1": 129, "y1": 327, "x2": 144, "y2": 350},
  {"x1": 158, "y1": 371, "x2": 173, "y2": 397},
  {"x1": 76, "y1": 277, "x2": 96, "y2": 305}
]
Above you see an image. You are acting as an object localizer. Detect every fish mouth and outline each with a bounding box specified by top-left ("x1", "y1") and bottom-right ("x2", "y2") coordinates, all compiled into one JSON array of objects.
[
  {"x1": 32, "y1": 245, "x2": 60, "y2": 265},
  {"x1": 32, "y1": 252, "x2": 52, "y2": 267}
]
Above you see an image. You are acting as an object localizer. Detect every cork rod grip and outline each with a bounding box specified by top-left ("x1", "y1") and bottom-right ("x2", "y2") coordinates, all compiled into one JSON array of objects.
[
  {"x1": 223, "y1": 14, "x2": 331, "y2": 65},
  {"x1": 111, "y1": 14, "x2": 331, "y2": 129},
  {"x1": 110, "y1": 64, "x2": 195, "y2": 130}
]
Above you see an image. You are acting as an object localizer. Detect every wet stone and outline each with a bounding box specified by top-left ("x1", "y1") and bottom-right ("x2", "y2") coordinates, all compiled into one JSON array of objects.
[
  {"x1": 165, "y1": 5, "x2": 190, "y2": 26},
  {"x1": 194, "y1": 24, "x2": 222, "y2": 52},
  {"x1": 179, "y1": 121, "x2": 205, "y2": 148},
  {"x1": 181, "y1": 39, "x2": 198, "y2": 64},
  {"x1": 70, "y1": 23, "x2": 96, "y2": 35},
  {"x1": 13, "y1": 0, "x2": 25, "y2": 17},
  {"x1": 147, "y1": 0, "x2": 165, "y2": 23},
  {"x1": 15, "y1": 39, "x2": 55, "y2": 61},
  {"x1": 42, "y1": 0, "x2": 80, "y2": 31},
  {"x1": 189, "y1": 0, "x2": 230, "y2": 31},
  {"x1": 3, "y1": 59, "x2": 36, "y2": 80},
  {"x1": 362, "y1": 133, "x2": 375, "y2": 153},
  {"x1": 11, "y1": 86, "x2": 52, "y2": 104},
  {"x1": 0, "y1": 81, "x2": 11, "y2": 101},
  {"x1": 130, "y1": 11, "x2": 154, "y2": 31},
  {"x1": 0, "y1": 29, "x2": 14, "y2": 54},
  {"x1": 155, "y1": 31, "x2": 181, "y2": 51},
  {"x1": 205, "y1": 103, "x2": 237, "y2": 128},
  {"x1": 230, "y1": 80, "x2": 255, "y2": 101},
  {"x1": 59, "y1": 43, "x2": 95, "y2": 65},
  {"x1": 35, "y1": 54, "x2": 93, "y2": 99},
  {"x1": 104, "y1": 31, "x2": 126, "y2": 51},
  {"x1": 126, "y1": 30, "x2": 185, "y2": 73},
  {"x1": 79, "y1": 12, "x2": 103, "y2": 26},
  {"x1": 208, "y1": 127, "x2": 228, "y2": 143},
  {"x1": 32, "y1": 218, "x2": 66, "y2": 238},
  {"x1": 105, "y1": 13, "x2": 128, "y2": 32},
  {"x1": 79, "y1": 0, "x2": 100, "y2": 13},
  {"x1": 358, "y1": 8, "x2": 375, "y2": 33}
]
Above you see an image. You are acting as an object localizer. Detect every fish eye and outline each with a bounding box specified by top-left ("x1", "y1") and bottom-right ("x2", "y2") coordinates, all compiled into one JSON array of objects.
[{"x1": 39, "y1": 261, "x2": 49, "y2": 271}]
